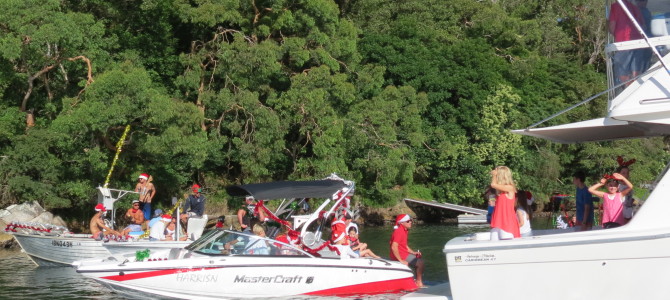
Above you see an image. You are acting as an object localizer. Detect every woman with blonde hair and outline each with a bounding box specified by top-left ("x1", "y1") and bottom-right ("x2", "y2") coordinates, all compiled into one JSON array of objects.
[{"x1": 489, "y1": 166, "x2": 520, "y2": 240}]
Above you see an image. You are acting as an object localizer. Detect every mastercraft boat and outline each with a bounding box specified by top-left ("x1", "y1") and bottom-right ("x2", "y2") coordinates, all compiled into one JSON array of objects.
[
  {"x1": 75, "y1": 175, "x2": 418, "y2": 298},
  {"x1": 403, "y1": 1, "x2": 670, "y2": 299}
]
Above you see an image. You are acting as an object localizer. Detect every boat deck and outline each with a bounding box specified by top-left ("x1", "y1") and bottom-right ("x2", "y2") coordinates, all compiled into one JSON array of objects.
[{"x1": 401, "y1": 282, "x2": 452, "y2": 300}]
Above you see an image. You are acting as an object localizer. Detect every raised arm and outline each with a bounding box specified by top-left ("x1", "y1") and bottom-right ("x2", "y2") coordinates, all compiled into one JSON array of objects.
[
  {"x1": 613, "y1": 173, "x2": 634, "y2": 196},
  {"x1": 588, "y1": 178, "x2": 606, "y2": 198}
]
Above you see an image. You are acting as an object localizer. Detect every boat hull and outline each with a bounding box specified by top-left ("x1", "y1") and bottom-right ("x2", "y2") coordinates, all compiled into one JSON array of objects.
[
  {"x1": 77, "y1": 256, "x2": 417, "y2": 298},
  {"x1": 103, "y1": 240, "x2": 191, "y2": 256},
  {"x1": 444, "y1": 227, "x2": 670, "y2": 300},
  {"x1": 11, "y1": 233, "x2": 110, "y2": 267}
]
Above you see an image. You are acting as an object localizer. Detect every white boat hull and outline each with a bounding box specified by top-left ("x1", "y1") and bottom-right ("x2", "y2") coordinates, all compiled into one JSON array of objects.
[
  {"x1": 11, "y1": 233, "x2": 110, "y2": 266},
  {"x1": 11, "y1": 232, "x2": 193, "y2": 267},
  {"x1": 77, "y1": 255, "x2": 416, "y2": 298},
  {"x1": 444, "y1": 227, "x2": 670, "y2": 300}
]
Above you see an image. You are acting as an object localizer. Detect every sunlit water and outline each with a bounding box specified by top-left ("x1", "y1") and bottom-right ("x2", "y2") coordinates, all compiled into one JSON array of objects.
[{"x1": 0, "y1": 220, "x2": 551, "y2": 299}]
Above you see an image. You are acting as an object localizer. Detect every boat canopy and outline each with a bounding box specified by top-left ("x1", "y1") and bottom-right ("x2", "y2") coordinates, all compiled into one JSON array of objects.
[
  {"x1": 512, "y1": 117, "x2": 670, "y2": 143},
  {"x1": 226, "y1": 179, "x2": 348, "y2": 200}
]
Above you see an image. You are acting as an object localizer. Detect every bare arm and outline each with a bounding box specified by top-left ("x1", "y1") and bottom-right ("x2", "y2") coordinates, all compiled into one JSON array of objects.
[
  {"x1": 588, "y1": 179, "x2": 606, "y2": 198},
  {"x1": 613, "y1": 173, "x2": 634, "y2": 196},
  {"x1": 237, "y1": 209, "x2": 247, "y2": 229},
  {"x1": 516, "y1": 210, "x2": 525, "y2": 227},
  {"x1": 391, "y1": 242, "x2": 407, "y2": 265}
]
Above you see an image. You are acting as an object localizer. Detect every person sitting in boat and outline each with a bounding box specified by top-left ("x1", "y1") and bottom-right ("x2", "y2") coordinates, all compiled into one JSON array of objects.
[
  {"x1": 90, "y1": 203, "x2": 120, "y2": 240},
  {"x1": 149, "y1": 214, "x2": 172, "y2": 241},
  {"x1": 180, "y1": 184, "x2": 206, "y2": 227},
  {"x1": 588, "y1": 173, "x2": 633, "y2": 229},
  {"x1": 237, "y1": 196, "x2": 266, "y2": 232},
  {"x1": 389, "y1": 214, "x2": 424, "y2": 288},
  {"x1": 215, "y1": 215, "x2": 226, "y2": 228},
  {"x1": 121, "y1": 200, "x2": 145, "y2": 236},
  {"x1": 274, "y1": 222, "x2": 302, "y2": 255},
  {"x1": 516, "y1": 190, "x2": 533, "y2": 237},
  {"x1": 165, "y1": 217, "x2": 188, "y2": 241},
  {"x1": 330, "y1": 212, "x2": 360, "y2": 258},
  {"x1": 148, "y1": 209, "x2": 163, "y2": 228},
  {"x1": 245, "y1": 224, "x2": 271, "y2": 255},
  {"x1": 348, "y1": 226, "x2": 380, "y2": 258}
]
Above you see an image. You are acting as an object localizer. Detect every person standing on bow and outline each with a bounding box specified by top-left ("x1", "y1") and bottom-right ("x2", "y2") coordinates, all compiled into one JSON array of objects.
[
  {"x1": 389, "y1": 214, "x2": 424, "y2": 288},
  {"x1": 489, "y1": 166, "x2": 520, "y2": 240},
  {"x1": 180, "y1": 184, "x2": 206, "y2": 226},
  {"x1": 135, "y1": 173, "x2": 156, "y2": 221}
]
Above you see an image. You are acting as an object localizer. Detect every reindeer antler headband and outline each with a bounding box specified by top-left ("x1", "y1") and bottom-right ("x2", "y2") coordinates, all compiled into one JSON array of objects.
[{"x1": 617, "y1": 156, "x2": 636, "y2": 167}]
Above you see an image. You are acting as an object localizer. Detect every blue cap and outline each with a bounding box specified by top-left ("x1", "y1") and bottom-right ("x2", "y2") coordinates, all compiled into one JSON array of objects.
[{"x1": 154, "y1": 209, "x2": 163, "y2": 217}]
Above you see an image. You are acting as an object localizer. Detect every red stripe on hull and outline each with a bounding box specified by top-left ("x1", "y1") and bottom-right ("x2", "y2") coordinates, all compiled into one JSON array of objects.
[
  {"x1": 302, "y1": 277, "x2": 417, "y2": 296},
  {"x1": 101, "y1": 268, "x2": 218, "y2": 281}
]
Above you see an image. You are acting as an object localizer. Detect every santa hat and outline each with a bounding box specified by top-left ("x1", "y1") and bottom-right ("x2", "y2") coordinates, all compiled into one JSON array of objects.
[
  {"x1": 394, "y1": 214, "x2": 411, "y2": 229},
  {"x1": 192, "y1": 184, "x2": 201, "y2": 192},
  {"x1": 162, "y1": 214, "x2": 172, "y2": 222},
  {"x1": 138, "y1": 173, "x2": 149, "y2": 180},
  {"x1": 94, "y1": 203, "x2": 106, "y2": 212}
]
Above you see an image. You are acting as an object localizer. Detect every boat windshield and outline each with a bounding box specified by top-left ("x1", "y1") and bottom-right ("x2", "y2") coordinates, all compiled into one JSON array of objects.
[{"x1": 186, "y1": 229, "x2": 313, "y2": 257}]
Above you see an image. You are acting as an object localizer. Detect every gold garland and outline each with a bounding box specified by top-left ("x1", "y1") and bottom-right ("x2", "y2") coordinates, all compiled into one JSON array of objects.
[{"x1": 103, "y1": 125, "x2": 131, "y2": 188}]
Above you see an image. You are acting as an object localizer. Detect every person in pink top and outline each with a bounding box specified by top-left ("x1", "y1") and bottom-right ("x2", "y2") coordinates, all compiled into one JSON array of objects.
[
  {"x1": 489, "y1": 166, "x2": 520, "y2": 240},
  {"x1": 588, "y1": 173, "x2": 633, "y2": 228},
  {"x1": 608, "y1": 0, "x2": 646, "y2": 85}
]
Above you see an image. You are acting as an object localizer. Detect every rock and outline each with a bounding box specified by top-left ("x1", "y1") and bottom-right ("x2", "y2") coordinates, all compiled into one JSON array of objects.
[
  {"x1": 30, "y1": 211, "x2": 67, "y2": 227},
  {"x1": 0, "y1": 220, "x2": 17, "y2": 249},
  {"x1": 1, "y1": 201, "x2": 45, "y2": 223}
]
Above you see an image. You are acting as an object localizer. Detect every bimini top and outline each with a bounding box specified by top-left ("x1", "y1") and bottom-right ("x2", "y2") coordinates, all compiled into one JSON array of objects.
[{"x1": 226, "y1": 179, "x2": 349, "y2": 200}]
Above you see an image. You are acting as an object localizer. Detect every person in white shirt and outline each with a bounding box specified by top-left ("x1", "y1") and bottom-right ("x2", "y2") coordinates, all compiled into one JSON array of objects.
[{"x1": 149, "y1": 214, "x2": 171, "y2": 241}]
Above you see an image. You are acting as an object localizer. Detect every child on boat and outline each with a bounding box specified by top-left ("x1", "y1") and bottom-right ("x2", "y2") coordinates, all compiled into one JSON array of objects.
[
  {"x1": 348, "y1": 226, "x2": 380, "y2": 258},
  {"x1": 588, "y1": 173, "x2": 633, "y2": 229}
]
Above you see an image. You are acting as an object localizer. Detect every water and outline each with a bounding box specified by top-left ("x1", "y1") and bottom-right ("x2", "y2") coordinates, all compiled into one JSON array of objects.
[{"x1": 0, "y1": 220, "x2": 551, "y2": 299}]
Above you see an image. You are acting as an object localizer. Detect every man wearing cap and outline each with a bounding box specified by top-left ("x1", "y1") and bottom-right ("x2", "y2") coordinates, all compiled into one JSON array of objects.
[
  {"x1": 135, "y1": 173, "x2": 156, "y2": 221},
  {"x1": 389, "y1": 214, "x2": 424, "y2": 288},
  {"x1": 121, "y1": 200, "x2": 145, "y2": 236},
  {"x1": 149, "y1": 214, "x2": 172, "y2": 241},
  {"x1": 89, "y1": 204, "x2": 120, "y2": 240},
  {"x1": 180, "y1": 184, "x2": 206, "y2": 225}
]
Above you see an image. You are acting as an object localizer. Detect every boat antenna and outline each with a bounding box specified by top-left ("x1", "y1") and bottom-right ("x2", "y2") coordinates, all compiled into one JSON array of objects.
[{"x1": 103, "y1": 125, "x2": 131, "y2": 188}]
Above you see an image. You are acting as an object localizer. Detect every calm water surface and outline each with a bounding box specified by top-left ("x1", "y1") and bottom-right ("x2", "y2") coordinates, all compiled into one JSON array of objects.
[{"x1": 0, "y1": 220, "x2": 550, "y2": 299}]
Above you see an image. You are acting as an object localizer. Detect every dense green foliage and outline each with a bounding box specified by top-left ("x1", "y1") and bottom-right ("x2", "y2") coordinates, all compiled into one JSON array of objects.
[{"x1": 0, "y1": 0, "x2": 667, "y2": 213}]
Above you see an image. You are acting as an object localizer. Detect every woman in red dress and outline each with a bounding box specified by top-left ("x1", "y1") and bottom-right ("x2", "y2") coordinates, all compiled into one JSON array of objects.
[{"x1": 490, "y1": 166, "x2": 520, "y2": 240}]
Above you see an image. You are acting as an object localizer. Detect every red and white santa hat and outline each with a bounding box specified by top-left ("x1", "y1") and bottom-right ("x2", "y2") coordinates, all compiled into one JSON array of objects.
[
  {"x1": 138, "y1": 173, "x2": 149, "y2": 180},
  {"x1": 94, "y1": 203, "x2": 106, "y2": 212},
  {"x1": 162, "y1": 214, "x2": 172, "y2": 222},
  {"x1": 394, "y1": 214, "x2": 411, "y2": 229}
]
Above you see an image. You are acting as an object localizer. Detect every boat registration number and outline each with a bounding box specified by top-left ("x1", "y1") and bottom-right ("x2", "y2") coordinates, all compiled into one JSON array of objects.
[{"x1": 52, "y1": 240, "x2": 74, "y2": 248}]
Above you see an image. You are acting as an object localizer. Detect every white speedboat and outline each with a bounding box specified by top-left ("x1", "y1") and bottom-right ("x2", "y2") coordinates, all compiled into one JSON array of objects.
[
  {"x1": 8, "y1": 187, "x2": 201, "y2": 266},
  {"x1": 75, "y1": 176, "x2": 418, "y2": 298},
  {"x1": 403, "y1": 1, "x2": 670, "y2": 299},
  {"x1": 75, "y1": 229, "x2": 416, "y2": 298}
]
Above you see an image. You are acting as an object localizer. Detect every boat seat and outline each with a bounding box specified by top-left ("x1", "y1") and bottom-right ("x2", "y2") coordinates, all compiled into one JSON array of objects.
[{"x1": 187, "y1": 215, "x2": 208, "y2": 240}]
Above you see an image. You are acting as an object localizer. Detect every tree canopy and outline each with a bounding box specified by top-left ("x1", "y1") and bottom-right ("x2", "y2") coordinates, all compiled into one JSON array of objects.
[{"x1": 0, "y1": 0, "x2": 666, "y2": 214}]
